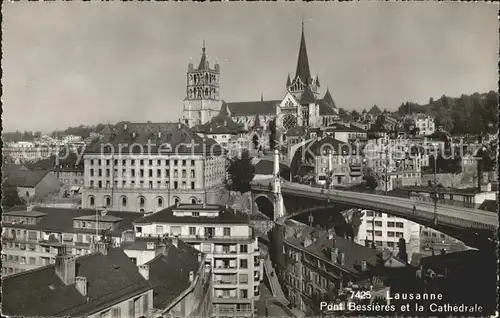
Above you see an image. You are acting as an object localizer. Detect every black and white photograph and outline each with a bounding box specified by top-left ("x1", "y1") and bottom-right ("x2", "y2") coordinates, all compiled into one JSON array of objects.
[{"x1": 1, "y1": 2, "x2": 498, "y2": 318}]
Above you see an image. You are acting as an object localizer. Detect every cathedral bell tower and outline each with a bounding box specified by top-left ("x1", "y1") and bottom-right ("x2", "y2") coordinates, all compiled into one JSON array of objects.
[{"x1": 182, "y1": 42, "x2": 222, "y2": 128}]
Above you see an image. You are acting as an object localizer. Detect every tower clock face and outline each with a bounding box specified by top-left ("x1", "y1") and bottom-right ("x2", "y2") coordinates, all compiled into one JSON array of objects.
[{"x1": 283, "y1": 114, "x2": 297, "y2": 130}]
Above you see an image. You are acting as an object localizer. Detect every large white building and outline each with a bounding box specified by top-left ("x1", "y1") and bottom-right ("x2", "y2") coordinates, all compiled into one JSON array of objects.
[
  {"x1": 82, "y1": 122, "x2": 227, "y2": 212},
  {"x1": 131, "y1": 203, "x2": 263, "y2": 318},
  {"x1": 356, "y1": 210, "x2": 421, "y2": 261},
  {"x1": 409, "y1": 114, "x2": 436, "y2": 136}
]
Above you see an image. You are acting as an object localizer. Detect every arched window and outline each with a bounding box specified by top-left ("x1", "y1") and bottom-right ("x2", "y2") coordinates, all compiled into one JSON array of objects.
[
  {"x1": 190, "y1": 197, "x2": 198, "y2": 204},
  {"x1": 104, "y1": 196, "x2": 111, "y2": 208},
  {"x1": 157, "y1": 197, "x2": 164, "y2": 208},
  {"x1": 121, "y1": 196, "x2": 127, "y2": 208},
  {"x1": 174, "y1": 197, "x2": 180, "y2": 205},
  {"x1": 89, "y1": 196, "x2": 95, "y2": 207},
  {"x1": 140, "y1": 209, "x2": 145, "y2": 213},
  {"x1": 139, "y1": 196, "x2": 145, "y2": 208}
]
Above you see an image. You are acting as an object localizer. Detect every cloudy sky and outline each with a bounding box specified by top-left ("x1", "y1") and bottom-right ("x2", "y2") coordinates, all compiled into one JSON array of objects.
[{"x1": 3, "y1": 2, "x2": 497, "y2": 132}]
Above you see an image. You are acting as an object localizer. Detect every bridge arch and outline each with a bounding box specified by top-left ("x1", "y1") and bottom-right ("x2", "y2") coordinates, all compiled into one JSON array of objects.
[{"x1": 255, "y1": 195, "x2": 274, "y2": 219}]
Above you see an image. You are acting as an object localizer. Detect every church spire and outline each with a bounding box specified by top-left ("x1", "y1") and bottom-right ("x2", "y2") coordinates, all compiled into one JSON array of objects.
[
  {"x1": 198, "y1": 40, "x2": 208, "y2": 70},
  {"x1": 294, "y1": 20, "x2": 312, "y2": 85}
]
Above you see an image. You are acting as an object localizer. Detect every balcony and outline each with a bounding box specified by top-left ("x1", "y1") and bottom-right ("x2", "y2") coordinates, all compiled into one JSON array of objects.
[
  {"x1": 176, "y1": 235, "x2": 254, "y2": 243},
  {"x1": 214, "y1": 265, "x2": 238, "y2": 270}
]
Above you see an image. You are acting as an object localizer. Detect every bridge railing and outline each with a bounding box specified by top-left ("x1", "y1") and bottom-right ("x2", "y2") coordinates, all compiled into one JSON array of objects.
[{"x1": 251, "y1": 184, "x2": 496, "y2": 232}]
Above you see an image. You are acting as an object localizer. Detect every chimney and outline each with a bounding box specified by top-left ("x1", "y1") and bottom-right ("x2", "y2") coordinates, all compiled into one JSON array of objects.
[
  {"x1": 361, "y1": 261, "x2": 367, "y2": 272},
  {"x1": 172, "y1": 236, "x2": 178, "y2": 248},
  {"x1": 304, "y1": 235, "x2": 313, "y2": 248},
  {"x1": 338, "y1": 252, "x2": 346, "y2": 266},
  {"x1": 330, "y1": 247, "x2": 338, "y2": 264},
  {"x1": 189, "y1": 271, "x2": 194, "y2": 283},
  {"x1": 95, "y1": 240, "x2": 109, "y2": 256},
  {"x1": 75, "y1": 276, "x2": 88, "y2": 296},
  {"x1": 139, "y1": 264, "x2": 150, "y2": 281},
  {"x1": 198, "y1": 253, "x2": 202, "y2": 263},
  {"x1": 55, "y1": 246, "x2": 76, "y2": 285},
  {"x1": 156, "y1": 240, "x2": 167, "y2": 256}
]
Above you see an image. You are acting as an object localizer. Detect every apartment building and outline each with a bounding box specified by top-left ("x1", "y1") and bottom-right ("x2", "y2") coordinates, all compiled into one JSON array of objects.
[
  {"x1": 407, "y1": 114, "x2": 435, "y2": 136},
  {"x1": 82, "y1": 122, "x2": 227, "y2": 212},
  {"x1": 292, "y1": 136, "x2": 363, "y2": 186},
  {"x1": 2, "y1": 241, "x2": 154, "y2": 318},
  {"x1": 276, "y1": 220, "x2": 395, "y2": 315},
  {"x1": 132, "y1": 203, "x2": 263, "y2": 317},
  {"x1": 355, "y1": 210, "x2": 421, "y2": 262},
  {"x1": 1, "y1": 206, "x2": 140, "y2": 275},
  {"x1": 124, "y1": 236, "x2": 213, "y2": 318}
]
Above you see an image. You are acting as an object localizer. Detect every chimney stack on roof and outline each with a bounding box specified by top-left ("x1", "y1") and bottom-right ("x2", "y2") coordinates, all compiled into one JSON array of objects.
[
  {"x1": 338, "y1": 252, "x2": 346, "y2": 267},
  {"x1": 330, "y1": 247, "x2": 338, "y2": 264},
  {"x1": 75, "y1": 276, "x2": 88, "y2": 296},
  {"x1": 361, "y1": 260, "x2": 367, "y2": 272},
  {"x1": 139, "y1": 264, "x2": 150, "y2": 281},
  {"x1": 55, "y1": 246, "x2": 76, "y2": 286}
]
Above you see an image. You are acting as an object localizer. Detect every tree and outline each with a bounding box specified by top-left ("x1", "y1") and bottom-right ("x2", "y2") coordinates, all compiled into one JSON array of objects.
[
  {"x1": 268, "y1": 118, "x2": 277, "y2": 150},
  {"x1": 351, "y1": 110, "x2": 360, "y2": 121},
  {"x1": 1, "y1": 183, "x2": 25, "y2": 208},
  {"x1": 226, "y1": 150, "x2": 255, "y2": 194},
  {"x1": 362, "y1": 168, "x2": 378, "y2": 190}
]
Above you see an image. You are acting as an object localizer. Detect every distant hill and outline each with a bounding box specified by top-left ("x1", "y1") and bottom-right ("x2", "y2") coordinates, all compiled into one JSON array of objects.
[{"x1": 395, "y1": 91, "x2": 498, "y2": 134}]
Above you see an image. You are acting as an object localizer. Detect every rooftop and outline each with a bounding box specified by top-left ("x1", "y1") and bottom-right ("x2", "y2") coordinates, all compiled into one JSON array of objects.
[
  {"x1": 144, "y1": 238, "x2": 202, "y2": 308},
  {"x1": 2, "y1": 247, "x2": 151, "y2": 317},
  {"x1": 3, "y1": 163, "x2": 51, "y2": 188},
  {"x1": 134, "y1": 204, "x2": 249, "y2": 225},
  {"x1": 2, "y1": 207, "x2": 143, "y2": 237},
  {"x1": 283, "y1": 221, "x2": 379, "y2": 275}
]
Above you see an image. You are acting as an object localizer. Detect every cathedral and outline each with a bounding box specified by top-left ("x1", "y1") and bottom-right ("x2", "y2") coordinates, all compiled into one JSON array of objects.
[{"x1": 182, "y1": 22, "x2": 339, "y2": 136}]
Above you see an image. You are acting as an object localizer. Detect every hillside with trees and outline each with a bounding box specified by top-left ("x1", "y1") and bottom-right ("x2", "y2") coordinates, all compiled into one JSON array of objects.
[{"x1": 395, "y1": 91, "x2": 498, "y2": 134}]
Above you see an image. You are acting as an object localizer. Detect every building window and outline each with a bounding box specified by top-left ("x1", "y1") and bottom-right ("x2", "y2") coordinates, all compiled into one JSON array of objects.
[
  {"x1": 157, "y1": 197, "x2": 163, "y2": 208},
  {"x1": 174, "y1": 197, "x2": 180, "y2": 205},
  {"x1": 387, "y1": 222, "x2": 395, "y2": 227},
  {"x1": 182, "y1": 160, "x2": 186, "y2": 166},
  {"x1": 122, "y1": 196, "x2": 127, "y2": 208},
  {"x1": 240, "y1": 259, "x2": 248, "y2": 268},
  {"x1": 374, "y1": 221, "x2": 383, "y2": 227},
  {"x1": 191, "y1": 181, "x2": 195, "y2": 190},
  {"x1": 140, "y1": 169, "x2": 144, "y2": 178},
  {"x1": 387, "y1": 231, "x2": 395, "y2": 237},
  {"x1": 90, "y1": 169, "x2": 94, "y2": 177},
  {"x1": 191, "y1": 197, "x2": 197, "y2": 204},
  {"x1": 156, "y1": 225, "x2": 163, "y2": 235},
  {"x1": 239, "y1": 274, "x2": 248, "y2": 283},
  {"x1": 189, "y1": 227, "x2": 196, "y2": 236},
  {"x1": 240, "y1": 289, "x2": 248, "y2": 299},
  {"x1": 375, "y1": 231, "x2": 382, "y2": 237},
  {"x1": 223, "y1": 227, "x2": 231, "y2": 236},
  {"x1": 140, "y1": 160, "x2": 144, "y2": 166},
  {"x1": 139, "y1": 197, "x2": 145, "y2": 208},
  {"x1": 396, "y1": 222, "x2": 404, "y2": 228},
  {"x1": 240, "y1": 244, "x2": 248, "y2": 253},
  {"x1": 105, "y1": 196, "x2": 111, "y2": 208},
  {"x1": 89, "y1": 196, "x2": 95, "y2": 207}
]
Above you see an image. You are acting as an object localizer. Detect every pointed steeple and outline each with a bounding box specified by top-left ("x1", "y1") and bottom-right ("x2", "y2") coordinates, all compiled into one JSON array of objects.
[
  {"x1": 294, "y1": 20, "x2": 312, "y2": 85},
  {"x1": 323, "y1": 87, "x2": 336, "y2": 108},
  {"x1": 315, "y1": 74, "x2": 320, "y2": 87},
  {"x1": 286, "y1": 74, "x2": 291, "y2": 87},
  {"x1": 198, "y1": 40, "x2": 208, "y2": 70}
]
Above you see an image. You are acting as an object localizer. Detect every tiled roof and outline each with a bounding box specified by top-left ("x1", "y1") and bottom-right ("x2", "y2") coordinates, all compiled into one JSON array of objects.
[
  {"x1": 478, "y1": 199, "x2": 497, "y2": 212},
  {"x1": 2, "y1": 247, "x2": 151, "y2": 317},
  {"x1": 368, "y1": 105, "x2": 382, "y2": 115},
  {"x1": 145, "y1": 239, "x2": 201, "y2": 308},
  {"x1": 85, "y1": 122, "x2": 223, "y2": 156},
  {"x1": 3, "y1": 207, "x2": 142, "y2": 237},
  {"x1": 323, "y1": 89, "x2": 336, "y2": 108},
  {"x1": 4, "y1": 165, "x2": 51, "y2": 188},
  {"x1": 300, "y1": 86, "x2": 316, "y2": 104},
  {"x1": 134, "y1": 204, "x2": 249, "y2": 225},
  {"x1": 195, "y1": 113, "x2": 246, "y2": 135},
  {"x1": 284, "y1": 224, "x2": 379, "y2": 275},
  {"x1": 223, "y1": 100, "x2": 280, "y2": 116},
  {"x1": 323, "y1": 123, "x2": 367, "y2": 133},
  {"x1": 318, "y1": 99, "x2": 338, "y2": 116}
]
